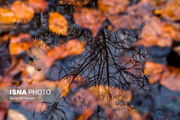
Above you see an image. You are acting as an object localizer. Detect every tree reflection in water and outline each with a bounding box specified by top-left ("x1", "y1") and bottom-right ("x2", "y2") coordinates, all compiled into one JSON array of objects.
[{"x1": 42, "y1": 27, "x2": 149, "y2": 120}]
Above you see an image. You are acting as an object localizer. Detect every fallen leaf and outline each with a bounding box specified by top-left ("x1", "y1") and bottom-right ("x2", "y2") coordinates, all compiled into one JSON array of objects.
[
  {"x1": 98, "y1": 0, "x2": 129, "y2": 15},
  {"x1": 135, "y1": 17, "x2": 180, "y2": 47},
  {"x1": 28, "y1": 0, "x2": 48, "y2": 13},
  {"x1": 144, "y1": 61, "x2": 180, "y2": 91},
  {"x1": 0, "y1": 8, "x2": 17, "y2": 24},
  {"x1": 58, "y1": 0, "x2": 90, "y2": 7},
  {"x1": 8, "y1": 109, "x2": 27, "y2": 120},
  {"x1": 155, "y1": 0, "x2": 180, "y2": 21},
  {"x1": 9, "y1": 33, "x2": 34, "y2": 55},
  {"x1": 87, "y1": 85, "x2": 132, "y2": 104},
  {"x1": 11, "y1": 1, "x2": 34, "y2": 23},
  {"x1": 49, "y1": 12, "x2": 68, "y2": 35},
  {"x1": 45, "y1": 39, "x2": 85, "y2": 67},
  {"x1": 57, "y1": 75, "x2": 85, "y2": 97},
  {"x1": 73, "y1": 8, "x2": 106, "y2": 37}
]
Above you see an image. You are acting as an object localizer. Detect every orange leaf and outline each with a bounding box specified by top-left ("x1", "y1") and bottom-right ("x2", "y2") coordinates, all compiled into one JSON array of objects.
[
  {"x1": 45, "y1": 39, "x2": 85, "y2": 67},
  {"x1": 0, "y1": 8, "x2": 17, "y2": 24},
  {"x1": 73, "y1": 8, "x2": 106, "y2": 37},
  {"x1": 144, "y1": 61, "x2": 180, "y2": 91},
  {"x1": 58, "y1": 0, "x2": 90, "y2": 7},
  {"x1": 11, "y1": 1, "x2": 34, "y2": 23},
  {"x1": 49, "y1": 12, "x2": 68, "y2": 35},
  {"x1": 56, "y1": 75, "x2": 85, "y2": 97},
  {"x1": 9, "y1": 33, "x2": 34, "y2": 55},
  {"x1": 155, "y1": 0, "x2": 180, "y2": 21},
  {"x1": 28, "y1": 0, "x2": 48, "y2": 13},
  {"x1": 87, "y1": 85, "x2": 132, "y2": 104},
  {"x1": 135, "y1": 17, "x2": 180, "y2": 47},
  {"x1": 98, "y1": 0, "x2": 129, "y2": 15}
]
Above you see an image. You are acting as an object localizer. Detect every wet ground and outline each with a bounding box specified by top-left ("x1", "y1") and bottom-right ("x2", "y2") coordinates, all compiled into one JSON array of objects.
[{"x1": 1, "y1": 0, "x2": 180, "y2": 120}]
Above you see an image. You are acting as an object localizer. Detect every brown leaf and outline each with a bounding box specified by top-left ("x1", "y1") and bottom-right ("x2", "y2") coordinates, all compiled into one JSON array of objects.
[
  {"x1": 73, "y1": 8, "x2": 106, "y2": 37},
  {"x1": 21, "y1": 102, "x2": 47, "y2": 112},
  {"x1": 45, "y1": 39, "x2": 85, "y2": 67},
  {"x1": 28, "y1": 0, "x2": 48, "y2": 13},
  {"x1": 87, "y1": 85, "x2": 132, "y2": 104},
  {"x1": 11, "y1": 1, "x2": 34, "y2": 23},
  {"x1": 9, "y1": 33, "x2": 34, "y2": 55},
  {"x1": 49, "y1": 12, "x2": 68, "y2": 36},
  {"x1": 98, "y1": 0, "x2": 129, "y2": 15},
  {"x1": 57, "y1": 75, "x2": 85, "y2": 97},
  {"x1": 155, "y1": 0, "x2": 180, "y2": 21},
  {"x1": 135, "y1": 17, "x2": 180, "y2": 47},
  {"x1": 58, "y1": 0, "x2": 90, "y2": 7},
  {"x1": 107, "y1": 0, "x2": 153, "y2": 30},
  {"x1": 144, "y1": 61, "x2": 180, "y2": 91},
  {"x1": 104, "y1": 104, "x2": 141, "y2": 120}
]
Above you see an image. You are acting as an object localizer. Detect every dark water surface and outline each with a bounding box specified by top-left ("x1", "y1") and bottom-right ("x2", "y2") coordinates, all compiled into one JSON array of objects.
[{"x1": 1, "y1": 0, "x2": 180, "y2": 120}]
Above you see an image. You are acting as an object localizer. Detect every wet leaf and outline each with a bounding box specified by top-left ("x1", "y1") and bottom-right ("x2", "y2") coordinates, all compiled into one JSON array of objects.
[
  {"x1": 107, "y1": 0, "x2": 153, "y2": 30},
  {"x1": 49, "y1": 12, "x2": 68, "y2": 36},
  {"x1": 45, "y1": 39, "x2": 85, "y2": 67},
  {"x1": 9, "y1": 33, "x2": 34, "y2": 55},
  {"x1": 58, "y1": 0, "x2": 90, "y2": 7},
  {"x1": 28, "y1": 0, "x2": 48, "y2": 13},
  {"x1": 87, "y1": 85, "x2": 132, "y2": 104},
  {"x1": 21, "y1": 102, "x2": 47, "y2": 112},
  {"x1": 104, "y1": 104, "x2": 141, "y2": 120},
  {"x1": 144, "y1": 61, "x2": 180, "y2": 91},
  {"x1": 98, "y1": 0, "x2": 129, "y2": 15},
  {"x1": 74, "y1": 8, "x2": 106, "y2": 37},
  {"x1": 57, "y1": 75, "x2": 85, "y2": 97},
  {"x1": 11, "y1": 1, "x2": 34, "y2": 23},
  {"x1": 8, "y1": 109, "x2": 27, "y2": 120},
  {"x1": 135, "y1": 17, "x2": 180, "y2": 47},
  {"x1": 0, "y1": 8, "x2": 17, "y2": 24},
  {"x1": 155, "y1": 0, "x2": 180, "y2": 21}
]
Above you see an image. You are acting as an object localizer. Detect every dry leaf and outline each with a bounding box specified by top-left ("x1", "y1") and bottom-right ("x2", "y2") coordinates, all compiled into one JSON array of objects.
[
  {"x1": 155, "y1": 0, "x2": 180, "y2": 21},
  {"x1": 28, "y1": 0, "x2": 48, "y2": 13},
  {"x1": 74, "y1": 8, "x2": 106, "y2": 37},
  {"x1": 11, "y1": 1, "x2": 34, "y2": 23},
  {"x1": 49, "y1": 12, "x2": 68, "y2": 35},
  {"x1": 58, "y1": 0, "x2": 90, "y2": 7},
  {"x1": 9, "y1": 33, "x2": 34, "y2": 55},
  {"x1": 87, "y1": 85, "x2": 132, "y2": 104},
  {"x1": 57, "y1": 75, "x2": 85, "y2": 97},
  {"x1": 98, "y1": 0, "x2": 129, "y2": 15},
  {"x1": 0, "y1": 8, "x2": 17, "y2": 24},
  {"x1": 135, "y1": 17, "x2": 180, "y2": 47},
  {"x1": 144, "y1": 61, "x2": 180, "y2": 91},
  {"x1": 45, "y1": 39, "x2": 85, "y2": 67}
]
